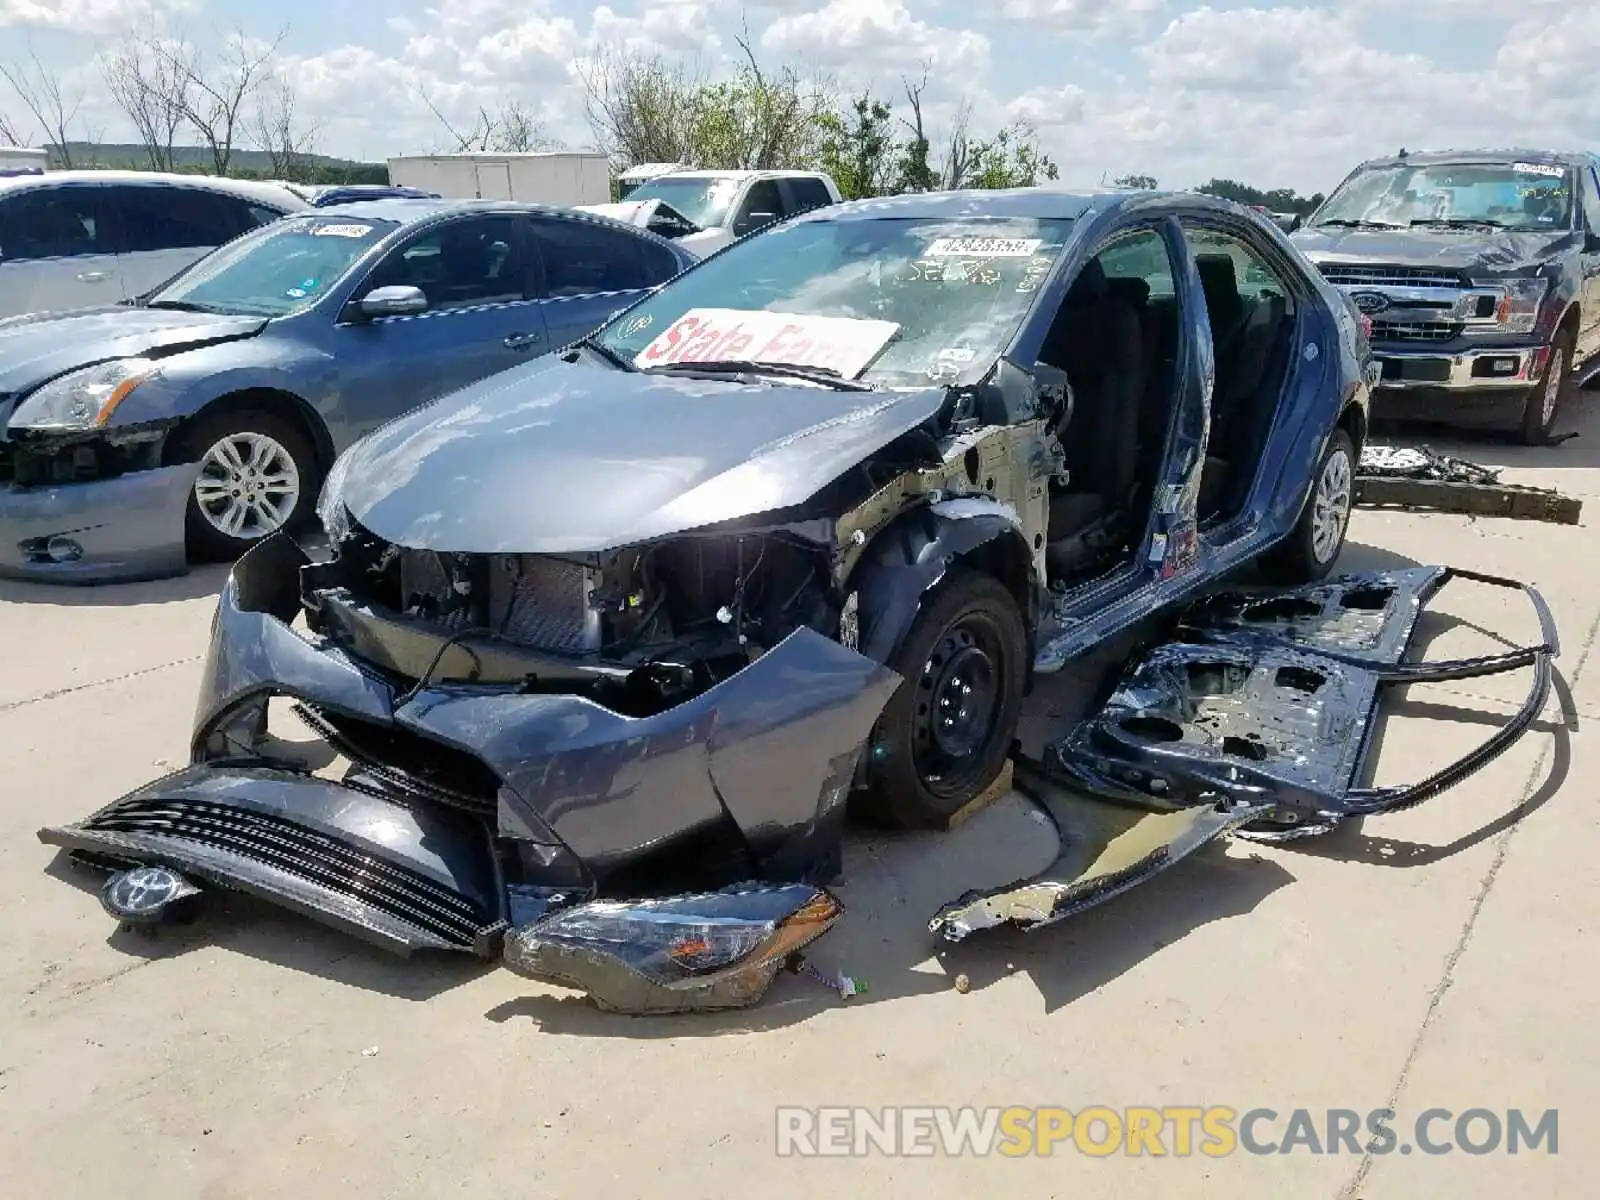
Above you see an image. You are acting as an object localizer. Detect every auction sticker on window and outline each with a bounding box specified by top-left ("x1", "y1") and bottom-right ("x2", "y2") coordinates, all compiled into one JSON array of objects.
[
  {"x1": 926, "y1": 236, "x2": 1042, "y2": 258},
  {"x1": 634, "y1": 308, "x2": 901, "y2": 379},
  {"x1": 310, "y1": 223, "x2": 377, "y2": 238},
  {"x1": 1513, "y1": 162, "x2": 1566, "y2": 178}
]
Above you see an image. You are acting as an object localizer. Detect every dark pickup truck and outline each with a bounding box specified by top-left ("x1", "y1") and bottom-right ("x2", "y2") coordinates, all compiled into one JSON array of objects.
[{"x1": 1292, "y1": 149, "x2": 1600, "y2": 443}]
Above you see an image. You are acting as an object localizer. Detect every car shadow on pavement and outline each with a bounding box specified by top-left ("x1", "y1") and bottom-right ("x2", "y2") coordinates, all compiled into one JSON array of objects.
[
  {"x1": 481, "y1": 817, "x2": 1298, "y2": 1036},
  {"x1": 0, "y1": 563, "x2": 229, "y2": 607},
  {"x1": 1368, "y1": 374, "x2": 1600, "y2": 472},
  {"x1": 1277, "y1": 664, "x2": 1576, "y2": 871}
]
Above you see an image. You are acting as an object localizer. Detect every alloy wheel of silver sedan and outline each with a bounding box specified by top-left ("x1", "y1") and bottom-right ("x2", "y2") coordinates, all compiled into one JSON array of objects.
[
  {"x1": 193, "y1": 431, "x2": 302, "y2": 542},
  {"x1": 1310, "y1": 443, "x2": 1354, "y2": 565}
]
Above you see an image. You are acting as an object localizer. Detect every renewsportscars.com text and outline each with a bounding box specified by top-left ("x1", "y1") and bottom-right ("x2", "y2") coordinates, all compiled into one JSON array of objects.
[{"x1": 774, "y1": 1106, "x2": 1558, "y2": 1158}]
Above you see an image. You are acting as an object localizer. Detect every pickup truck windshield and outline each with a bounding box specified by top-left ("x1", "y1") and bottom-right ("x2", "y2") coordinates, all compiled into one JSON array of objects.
[
  {"x1": 1314, "y1": 161, "x2": 1574, "y2": 231},
  {"x1": 594, "y1": 216, "x2": 1074, "y2": 387},
  {"x1": 146, "y1": 215, "x2": 397, "y2": 317},
  {"x1": 624, "y1": 176, "x2": 744, "y2": 229}
]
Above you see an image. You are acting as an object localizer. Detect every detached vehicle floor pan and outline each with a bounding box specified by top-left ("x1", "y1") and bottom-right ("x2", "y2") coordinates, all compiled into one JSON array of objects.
[{"x1": 1035, "y1": 566, "x2": 1559, "y2": 840}]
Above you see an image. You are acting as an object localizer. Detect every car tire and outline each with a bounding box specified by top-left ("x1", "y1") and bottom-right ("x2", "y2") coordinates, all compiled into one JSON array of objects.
[
  {"x1": 856, "y1": 567, "x2": 1029, "y2": 830},
  {"x1": 182, "y1": 409, "x2": 321, "y2": 562},
  {"x1": 1259, "y1": 426, "x2": 1355, "y2": 585},
  {"x1": 1518, "y1": 328, "x2": 1576, "y2": 445}
]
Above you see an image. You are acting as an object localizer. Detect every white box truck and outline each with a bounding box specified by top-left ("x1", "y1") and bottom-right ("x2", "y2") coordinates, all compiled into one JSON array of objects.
[
  {"x1": 0, "y1": 147, "x2": 50, "y2": 175},
  {"x1": 386, "y1": 152, "x2": 611, "y2": 206}
]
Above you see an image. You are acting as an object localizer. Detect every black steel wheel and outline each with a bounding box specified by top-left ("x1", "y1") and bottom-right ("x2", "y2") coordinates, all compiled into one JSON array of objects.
[{"x1": 857, "y1": 567, "x2": 1028, "y2": 829}]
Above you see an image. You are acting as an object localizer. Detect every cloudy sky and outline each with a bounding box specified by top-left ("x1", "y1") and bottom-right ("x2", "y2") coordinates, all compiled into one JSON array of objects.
[{"x1": 1, "y1": 0, "x2": 1595, "y2": 195}]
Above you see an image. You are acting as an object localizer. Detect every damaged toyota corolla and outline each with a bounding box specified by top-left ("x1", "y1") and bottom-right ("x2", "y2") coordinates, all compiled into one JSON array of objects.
[{"x1": 40, "y1": 188, "x2": 1555, "y2": 1015}]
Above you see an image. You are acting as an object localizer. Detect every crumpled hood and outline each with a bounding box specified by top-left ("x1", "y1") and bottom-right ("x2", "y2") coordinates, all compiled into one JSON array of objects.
[
  {"x1": 575, "y1": 200, "x2": 656, "y2": 227},
  {"x1": 336, "y1": 356, "x2": 947, "y2": 553},
  {"x1": 1293, "y1": 224, "x2": 1578, "y2": 274},
  {"x1": 0, "y1": 306, "x2": 266, "y2": 397}
]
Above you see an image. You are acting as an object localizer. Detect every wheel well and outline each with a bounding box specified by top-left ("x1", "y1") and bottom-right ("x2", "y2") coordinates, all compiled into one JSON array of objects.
[
  {"x1": 163, "y1": 389, "x2": 335, "y2": 472},
  {"x1": 1338, "y1": 401, "x2": 1367, "y2": 456},
  {"x1": 953, "y1": 527, "x2": 1038, "y2": 683},
  {"x1": 1557, "y1": 302, "x2": 1581, "y2": 339}
]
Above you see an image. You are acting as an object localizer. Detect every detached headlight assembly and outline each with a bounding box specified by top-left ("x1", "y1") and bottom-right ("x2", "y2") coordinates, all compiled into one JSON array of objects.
[
  {"x1": 1470, "y1": 277, "x2": 1549, "y2": 335},
  {"x1": 9, "y1": 358, "x2": 161, "y2": 430},
  {"x1": 502, "y1": 883, "x2": 844, "y2": 1014}
]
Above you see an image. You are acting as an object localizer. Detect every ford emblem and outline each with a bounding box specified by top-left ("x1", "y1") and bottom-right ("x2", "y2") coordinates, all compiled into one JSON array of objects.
[{"x1": 1350, "y1": 290, "x2": 1390, "y2": 315}]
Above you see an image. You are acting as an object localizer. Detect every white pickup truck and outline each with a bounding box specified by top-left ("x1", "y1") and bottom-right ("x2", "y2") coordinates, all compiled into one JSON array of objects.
[{"x1": 578, "y1": 168, "x2": 842, "y2": 258}]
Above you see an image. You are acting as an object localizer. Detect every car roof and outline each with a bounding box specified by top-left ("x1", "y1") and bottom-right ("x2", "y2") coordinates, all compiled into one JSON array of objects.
[
  {"x1": 648, "y1": 169, "x2": 825, "y2": 182},
  {"x1": 303, "y1": 197, "x2": 695, "y2": 252},
  {"x1": 0, "y1": 169, "x2": 310, "y2": 209},
  {"x1": 788, "y1": 187, "x2": 1134, "y2": 224},
  {"x1": 1356, "y1": 148, "x2": 1591, "y2": 170}
]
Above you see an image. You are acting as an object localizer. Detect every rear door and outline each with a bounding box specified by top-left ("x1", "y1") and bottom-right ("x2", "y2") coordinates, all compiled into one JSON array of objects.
[
  {"x1": 0, "y1": 182, "x2": 120, "y2": 317},
  {"x1": 525, "y1": 215, "x2": 672, "y2": 347},
  {"x1": 779, "y1": 175, "x2": 835, "y2": 217},
  {"x1": 332, "y1": 212, "x2": 546, "y2": 438},
  {"x1": 103, "y1": 182, "x2": 249, "y2": 299}
]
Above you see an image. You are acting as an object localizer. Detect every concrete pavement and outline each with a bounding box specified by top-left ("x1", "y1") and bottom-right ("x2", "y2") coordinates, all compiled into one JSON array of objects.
[{"x1": 1, "y1": 402, "x2": 1596, "y2": 1198}]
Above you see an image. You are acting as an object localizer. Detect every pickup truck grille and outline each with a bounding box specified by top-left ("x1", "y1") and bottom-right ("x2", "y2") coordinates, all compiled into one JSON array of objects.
[
  {"x1": 1319, "y1": 265, "x2": 1465, "y2": 289},
  {"x1": 1369, "y1": 319, "x2": 1460, "y2": 343}
]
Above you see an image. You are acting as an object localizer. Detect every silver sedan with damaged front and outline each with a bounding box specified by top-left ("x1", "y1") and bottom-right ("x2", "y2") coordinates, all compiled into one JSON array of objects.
[{"x1": 0, "y1": 198, "x2": 692, "y2": 583}]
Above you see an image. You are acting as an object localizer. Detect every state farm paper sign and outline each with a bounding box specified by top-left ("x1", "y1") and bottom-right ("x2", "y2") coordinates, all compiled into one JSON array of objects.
[{"x1": 634, "y1": 308, "x2": 900, "y2": 379}]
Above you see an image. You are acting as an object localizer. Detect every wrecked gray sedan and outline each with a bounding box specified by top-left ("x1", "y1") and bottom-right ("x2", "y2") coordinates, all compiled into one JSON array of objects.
[{"x1": 37, "y1": 189, "x2": 1558, "y2": 1014}]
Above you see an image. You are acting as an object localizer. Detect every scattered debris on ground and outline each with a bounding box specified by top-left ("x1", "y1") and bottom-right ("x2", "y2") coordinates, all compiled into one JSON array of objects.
[{"x1": 1355, "y1": 444, "x2": 1583, "y2": 524}]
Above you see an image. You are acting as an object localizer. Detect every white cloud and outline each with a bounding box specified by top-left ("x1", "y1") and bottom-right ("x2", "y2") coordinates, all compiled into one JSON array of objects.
[
  {"x1": 761, "y1": 0, "x2": 990, "y2": 83},
  {"x1": 1000, "y1": 0, "x2": 1165, "y2": 36},
  {"x1": 0, "y1": 0, "x2": 194, "y2": 34},
  {"x1": 1007, "y1": 84, "x2": 1087, "y2": 129}
]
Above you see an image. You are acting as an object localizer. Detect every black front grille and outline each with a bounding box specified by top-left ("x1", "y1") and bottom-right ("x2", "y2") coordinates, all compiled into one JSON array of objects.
[
  {"x1": 84, "y1": 796, "x2": 494, "y2": 948},
  {"x1": 1319, "y1": 264, "x2": 1464, "y2": 289}
]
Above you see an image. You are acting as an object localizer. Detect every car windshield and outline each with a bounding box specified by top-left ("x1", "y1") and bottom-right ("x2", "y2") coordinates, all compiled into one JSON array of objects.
[
  {"x1": 623, "y1": 176, "x2": 744, "y2": 229},
  {"x1": 145, "y1": 214, "x2": 397, "y2": 316},
  {"x1": 592, "y1": 216, "x2": 1075, "y2": 387},
  {"x1": 1314, "y1": 161, "x2": 1575, "y2": 230}
]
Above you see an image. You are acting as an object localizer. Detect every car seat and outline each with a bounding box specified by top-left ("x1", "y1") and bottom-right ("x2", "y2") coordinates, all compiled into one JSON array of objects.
[{"x1": 1042, "y1": 258, "x2": 1147, "y2": 579}]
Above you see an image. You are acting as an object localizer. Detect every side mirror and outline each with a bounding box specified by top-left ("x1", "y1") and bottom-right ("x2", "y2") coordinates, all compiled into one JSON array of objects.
[
  {"x1": 357, "y1": 284, "x2": 428, "y2": 319},
  {"x1": 1585, "y1": 230, "x2": 1600, "y2": 254},
  {"x1": 734, "y1": 211, "x2": 778, "y2": 237}
]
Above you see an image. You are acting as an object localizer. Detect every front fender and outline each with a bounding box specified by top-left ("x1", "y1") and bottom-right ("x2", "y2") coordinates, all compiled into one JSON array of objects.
[
  {"x1": 109, "y1": 335, "x2": 330, "y2": 429},
  {"x1": 852, "y1": 497, "x2": 1037, "y2": 665}
]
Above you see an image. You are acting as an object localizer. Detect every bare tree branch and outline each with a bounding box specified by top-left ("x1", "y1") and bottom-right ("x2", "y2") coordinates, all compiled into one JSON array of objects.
[
  {"x1": 102, "y1": 18, "x2": 194, "y2": 172},
  {"x1": 577, "y1": 41, "x2": 704, "y2": 169},
  {"x1": 421, "y1": 91, "x2": 559, "y2": 154},
  {"x1": 0, "y1": 45, "x2": 86, "y2": 168},
  {"x1": 0, "y1": 110, "x2": 22, "y2": 146},
  {"x1": 157, "y1": 27, "x2": 285, "y2": 175},
  {"x1": 251, "y1": 68, "x2": 320, "y2": 179}
]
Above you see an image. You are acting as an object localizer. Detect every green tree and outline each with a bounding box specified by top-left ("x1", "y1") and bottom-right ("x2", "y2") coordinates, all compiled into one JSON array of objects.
[
  {"x1": 1114, "y1": 173, "x2": 1158, "y2": 189},
  {"x1": 817, "y1": 92, "x2": 895, "y2": 199},
  {"x1": 964, "y1": 123, "x2": 1059, "y2": 189}
]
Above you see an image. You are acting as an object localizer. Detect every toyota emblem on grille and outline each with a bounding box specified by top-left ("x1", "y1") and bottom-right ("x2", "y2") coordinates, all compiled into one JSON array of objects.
[
  {"x1": 1350, "y1": 290, "x2": 1390, "y2": 314},
  {"x1": 101, "y1": 864, "x2": 201, "y2": 926}
]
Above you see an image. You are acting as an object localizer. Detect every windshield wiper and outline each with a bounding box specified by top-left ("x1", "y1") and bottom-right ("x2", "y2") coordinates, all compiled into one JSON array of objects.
[
  {"x1": 642, "y1": 360, "x2": 876, "y2": 391},
  {"x1": 144, "y1": 299, "x2": 223, "y2": 313},
  {"x1": 572, "y1": 335, "x2": 637, "y2": 372},
  {"x1": 1410, "y1": 217, "x2": 1507, "y2": 229},
  {"x1": 1315, "y1": 218, "x2": 1405, "y2": 229}
]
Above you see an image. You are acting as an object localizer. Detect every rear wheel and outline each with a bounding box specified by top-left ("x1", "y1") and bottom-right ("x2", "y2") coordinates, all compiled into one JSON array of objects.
[
  {"x1": 182, "y1": 410, "x2": 320, "y2": 562},
  {"x1": 856, "y1": 568, "x2": 1028, "y2": 829},
  {"x1": 1259, "y1": 426, "x2": 1354, "y2": 584},
  {"x1": 1518, "y1": 328, "x2": 1576, "y2": 445}
]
